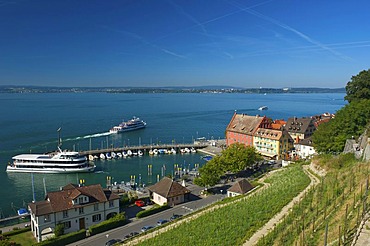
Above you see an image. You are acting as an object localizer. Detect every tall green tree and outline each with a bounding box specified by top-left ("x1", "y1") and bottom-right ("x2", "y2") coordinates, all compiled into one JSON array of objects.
[
  {"x1": 194, "y1": 143, "x2": 261, "y2": 187},
  {"x1": 345, "y1": 69, "x2": 370, "y2": 103},
  {"x1": 220, "y1": 143, "x2": 262, "y2": 172},
  {"x1": 194, "y1": 158, "x2": 223, "y2": 187},
  {"x1": 312, "y1": 99, "x2": 370, "y2": 153}
]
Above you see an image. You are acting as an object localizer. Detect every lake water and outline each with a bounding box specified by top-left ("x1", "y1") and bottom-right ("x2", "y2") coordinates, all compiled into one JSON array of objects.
[{"x1": 0, "y1": 92, "x2": 346, "y2": 217}]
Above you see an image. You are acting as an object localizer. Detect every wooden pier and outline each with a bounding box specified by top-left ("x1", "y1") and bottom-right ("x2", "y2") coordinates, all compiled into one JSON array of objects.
[{"x1": 80, "y1": 143, "x2": 208, "y2": 156}]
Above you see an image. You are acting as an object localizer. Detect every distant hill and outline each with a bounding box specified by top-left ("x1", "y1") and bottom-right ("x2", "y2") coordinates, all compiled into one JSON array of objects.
[{"x1": 0, "y1": 85, "x2": 345, "y2": 94}]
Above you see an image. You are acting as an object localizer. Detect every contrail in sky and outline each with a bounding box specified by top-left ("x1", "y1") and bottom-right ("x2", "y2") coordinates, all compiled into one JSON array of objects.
[
  {"x1": 99, "y1": 25, "x2": 186, "y2": 59},
  {"x1": 227, "y1": 0, "x2": 353, "y2": 62}
]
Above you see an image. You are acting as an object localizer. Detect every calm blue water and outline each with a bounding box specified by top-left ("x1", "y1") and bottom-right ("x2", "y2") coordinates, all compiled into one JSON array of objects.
[{"x1": 0, "y1": 92, "x2": 345, "y2": 217}]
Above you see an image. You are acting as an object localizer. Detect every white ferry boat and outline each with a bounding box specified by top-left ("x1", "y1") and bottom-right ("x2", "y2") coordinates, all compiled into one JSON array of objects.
[
  {"x1": 258, "y1": 106, "x2": 268, "y2": 111},
  {"x1": 7, "y1": 149, "x2": 95, "y2": 174},
  {"x1": 109, "y1": 116, "x2": 146, "y2": 134}
]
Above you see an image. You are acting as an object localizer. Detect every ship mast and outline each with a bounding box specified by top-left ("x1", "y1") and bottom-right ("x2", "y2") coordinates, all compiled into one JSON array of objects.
[{"x1": 57, "y1": 127, "x2": 62, "y2": 151}]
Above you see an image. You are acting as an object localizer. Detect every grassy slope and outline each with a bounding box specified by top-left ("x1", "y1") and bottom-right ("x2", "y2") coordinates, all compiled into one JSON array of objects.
[
  {"x1": 137, "y1": 165, "x2": 310, "y2": 246},
  {"x1": 257, "y1": 154, "x2": 370, "y2": 246}
]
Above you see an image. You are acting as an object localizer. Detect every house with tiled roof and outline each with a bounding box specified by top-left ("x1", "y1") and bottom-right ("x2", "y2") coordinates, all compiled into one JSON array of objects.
[
  {"x1": 225, "y1": 112, "x2": 271, "y2": 147},
  {"x1": 227, "y1": 179, "x2": 254, "y2": 197},
  {"x1": 147, "y1": 177, "x2": 190, "y2": 206},
  {"x1": 293, "y1": 137, "x2": 316, "y2": 159},
  {"x1": 271, "y1": 119, "x2": 286, "y2": 130},
  {"x1": 285, "y1": 117, "x2": 316, "y2": 143},
  {"x1": 28, "y1": 183, "x2": 120, "y2": 242},
  {"x1": 253, "y1": 128, "x2": 294, "y2": 160}
]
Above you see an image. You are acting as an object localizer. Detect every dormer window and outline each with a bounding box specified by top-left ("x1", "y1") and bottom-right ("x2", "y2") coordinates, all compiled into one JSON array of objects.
[{"x1": 79, "y1": 197, "x2": 84, "y2": 204}]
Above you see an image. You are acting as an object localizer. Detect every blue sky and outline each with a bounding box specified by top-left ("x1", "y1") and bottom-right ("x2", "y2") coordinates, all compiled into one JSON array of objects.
[{"x1": 1, "y1": 0, "x2": 370, "y2": 88}]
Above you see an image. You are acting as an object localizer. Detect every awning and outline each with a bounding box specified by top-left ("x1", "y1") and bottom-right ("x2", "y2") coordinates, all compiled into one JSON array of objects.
[{"x1": 259, "y1": 152, "x2": 277, "y2": 157}]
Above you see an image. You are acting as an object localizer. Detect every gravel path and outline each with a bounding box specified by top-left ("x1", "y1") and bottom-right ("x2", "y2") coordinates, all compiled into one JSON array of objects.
[
  {"x1": 124, "y1": 164, "x2": 321, "y2": 246},
  {"x1": 242, "y1": 164, "x2": 321, "y2": 246}
]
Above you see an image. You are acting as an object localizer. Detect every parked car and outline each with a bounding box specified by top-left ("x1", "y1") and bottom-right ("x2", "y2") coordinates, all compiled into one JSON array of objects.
[
  {"x1": 135, "y1": 200, "x2": 145, "y2": 207},
  {"x1": 157, "y1": 219, "x2": 168, "y2": 226},
  {"x1": 130, "y1": 231, "x2": 139, "y2": 237},
  {"x1": 141, "y1": 225, "x2": 154, "y2": 232},
  {"x1": 170, "y1": 214, "x2": 182, "y2": 221},
  {"x1": 105, "y1": 239, "x2": 121, "y2": 246},
  {"x1": 145, "y1": 200, "x2": 153, "y2": 205}
]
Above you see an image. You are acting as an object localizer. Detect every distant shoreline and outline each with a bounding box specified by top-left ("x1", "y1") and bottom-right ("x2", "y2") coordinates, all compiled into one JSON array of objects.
[{"x1": 0, "y1": 86, "x2": 345, "y2": 94}]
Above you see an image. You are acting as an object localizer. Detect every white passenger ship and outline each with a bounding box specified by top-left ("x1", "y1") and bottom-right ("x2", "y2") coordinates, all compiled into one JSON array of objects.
[
  {"x1": 7, "y1": 149, "x2": 95, "y2": 173},
  {"x1": 6, "y1": 128, "x2": 95, "y2": 173},
  {"x1": 109, "y1": 116, "x2": 146, "y2": 134}
]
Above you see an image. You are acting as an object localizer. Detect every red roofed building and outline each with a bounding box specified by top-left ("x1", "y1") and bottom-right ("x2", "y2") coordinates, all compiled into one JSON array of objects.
[
  {"x1": 225, "y1": 112, "x2": 271, "y2": 147},
  {"x1": 28, "y1": 183, "x2": 120, "y2": 242}
]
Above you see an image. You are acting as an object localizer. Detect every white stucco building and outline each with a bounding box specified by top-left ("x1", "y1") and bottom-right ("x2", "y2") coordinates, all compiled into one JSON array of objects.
[
  {"x1": 28, "y1": 183, "x2": 120, "y2": 242},
  {"x1": 227, "y1": 179, "x2": 254, "y2": 197},
  {"x1": 148, "y1": 177, "x2": 190, "y2": 206},
  {"x1": 294, "y1": 138, "x2": 316, "y2": 159}
]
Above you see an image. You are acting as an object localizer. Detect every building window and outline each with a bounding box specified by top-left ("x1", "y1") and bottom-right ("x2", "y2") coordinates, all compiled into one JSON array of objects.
[
  {"x1": 79, "y1": 197, "x2": 84, "y2": 204},
  {"x1": 84, "y1": 197, "x2": 88, "y2": 202},
  {"x1": 63, "y1": 221, "x2": 71, "y2": 229},
  {"x1": 109, "y1": 201, "x2": 114, "y2": 208},
  {"x1": 79, "y1": 207, "x2": 84, "y2": 214},
  {"x1": 63, "y1": 210, "x2": 68, "y2": 218},
  {"x1": 44, "y1": 214, "x2": 51, "y2": 222},
  {"x1": 94, "y1": 203, "x2": 99, "y2": 211},
  {"x1": 92, "y1": 214, "x2": 101, "y2": 222}
]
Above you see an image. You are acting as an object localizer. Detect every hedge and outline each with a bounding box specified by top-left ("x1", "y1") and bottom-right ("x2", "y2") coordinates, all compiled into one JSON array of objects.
[
  {"x1": 33, "y1": 229, "x2": 86, "y2": 246},
  {"x1": 136, "y1": 204, "x2": 169, "y2": 218},
  {"x1": 88, "y1": 213, "x2": 127, "y2": 236},
  {"x1": 2, "y1": 227, "x2": 31, "y2": 237}
]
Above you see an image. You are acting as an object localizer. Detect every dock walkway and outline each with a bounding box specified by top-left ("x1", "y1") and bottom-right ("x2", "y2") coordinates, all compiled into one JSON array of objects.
[{"x1": 80, "y1": 143, "x2": 208, "y2": 156}]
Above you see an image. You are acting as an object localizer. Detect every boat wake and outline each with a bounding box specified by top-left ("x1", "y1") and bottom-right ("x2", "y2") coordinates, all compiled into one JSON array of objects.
[
  {"x1": 94, "y1": 171, "x2": 106, "y2": 174},
  {"x1": 68, "y1": 132, "x2": 112, "y2": 141}
]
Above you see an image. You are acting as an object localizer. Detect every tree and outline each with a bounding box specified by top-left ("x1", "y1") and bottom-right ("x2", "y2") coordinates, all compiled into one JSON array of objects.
[
  {"x1": 220, "y1": 143, "x2": 262, "y2": 172},
  {"x1": 194, "y1": 158, "x2": 223, "y2": 187},
  {"x1": 345, "y1": 69, "x2": 370, "y2": 103},
  {"x1": 312, "y1": 99, "x2": 370, "y2": 153},
  {"x1": 194, "y1": 143, "x2": 261, "y2": 187}
]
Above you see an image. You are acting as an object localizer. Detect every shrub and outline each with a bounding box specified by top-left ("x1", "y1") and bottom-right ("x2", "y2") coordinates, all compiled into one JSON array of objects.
[
  {"x1": 88, "y1": 213, "x2": 127, "y2": 236},
  {"x1": 2, "y1": 227, "x2": 30, "y2": 237},
  {"x1": 34, "y1": 229, "x2": 86, "y2": 246},
  {"x1": 136, "y1": 204, "x2": 169, "y2": 218},
  {"x1": 54, "y1": 224, "x2": 64, "y2": 237}
]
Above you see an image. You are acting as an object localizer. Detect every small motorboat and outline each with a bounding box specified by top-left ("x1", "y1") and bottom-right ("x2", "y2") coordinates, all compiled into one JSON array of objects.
[
  {"x1": 138, "y1": 150, "x2": 143, "y2": 156},
  {"x1": 117, "y1": 152, "x2": 122, "y2": 158},
  {"x1": 100, "y1": 153, "x2": 106, "y2": 159},
  {"x1": 122, "y1": 151, "x2": 128, "y2": 158},
  {"x1": 111, "y1": 152, "x2": 117, "y2": 158},
  {"x1": 106, "y1": 152, "x2": 112, "y2": 159},
  {"x1": 258, "y1": 106, "x2": 268, "y2": 111},
  {"x1": 88, "y1": 155, "x2": 94, "y2": 161},
  {"x1": 127, "y1": 150, "x2": 132, "y2": 156}
]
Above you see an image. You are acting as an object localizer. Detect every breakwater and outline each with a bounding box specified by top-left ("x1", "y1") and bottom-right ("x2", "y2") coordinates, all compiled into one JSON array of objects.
[{"x1": 80, "y1": 143, "x2": 208, "y2": 156}]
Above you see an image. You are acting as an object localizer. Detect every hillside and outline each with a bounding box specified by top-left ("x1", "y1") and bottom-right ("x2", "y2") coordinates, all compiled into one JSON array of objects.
[
  {"x1": 125, "y1": 155, "x2": 369, "y2": 246},
  {"x1": 257, "y1": 154, "x2": 370, "y2": 245}
]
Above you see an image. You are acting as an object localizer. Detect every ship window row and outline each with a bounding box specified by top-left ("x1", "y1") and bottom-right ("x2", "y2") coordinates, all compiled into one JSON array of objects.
[
  {"x1": 14, "y1": 160, "x2": 86, "y2": 164},
  {"x1": 14, "y1": 164, "x2": 89, "y2": 169}
]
